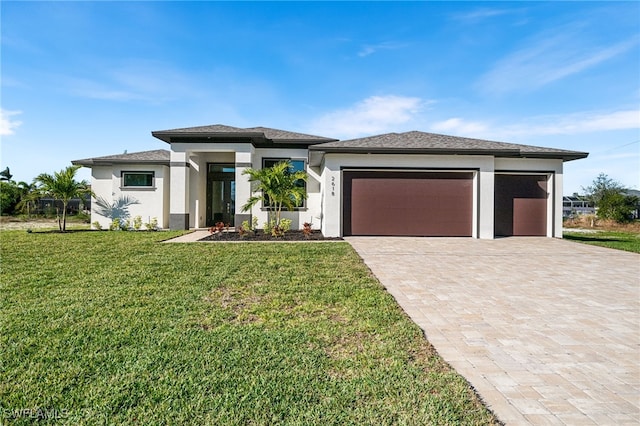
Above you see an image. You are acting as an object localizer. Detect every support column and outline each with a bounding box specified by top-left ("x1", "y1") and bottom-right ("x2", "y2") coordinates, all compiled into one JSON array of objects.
[
  {"x1": 478, "y1": 164, "x2": 495, "y2": 239},
  {"x1": 552, "y1": 170, "x2": 563, "y2": 238},
  {"x1": 234, "y1": 148, "x2": 254, "y2": 226},
  {"x1": 169, "y1": 150, "x2": 190, "y2": 230}
]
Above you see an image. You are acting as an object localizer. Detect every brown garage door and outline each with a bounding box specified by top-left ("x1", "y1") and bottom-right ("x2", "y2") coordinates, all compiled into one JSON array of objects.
[
  {"x1": 343, "y1": 171, "x2": 474, "y2": 236},
  {"x1": 494, "y1": 174, "x2": 547, "y2": 237}
]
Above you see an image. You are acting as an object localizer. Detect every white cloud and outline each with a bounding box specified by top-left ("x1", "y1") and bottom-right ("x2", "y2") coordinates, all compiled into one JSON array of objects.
[
  {"x1": 358, "y1": 42, "x2": 406, "y2": 58},
  {"x1": 430, "y1": 117, "x2": 489, "y2": 135},
  {"x1": 453, "y1": 8, "x2": 514, "y2": 22},
  {"x1": 310, "y1": 95, "x2": 425, "y2": 138},
  {"x1": 0, "y1": 109, "x2": 23, "y2": 136},
  {"x1": 478, "y1": 30, "x2": 640, "y2": 94},
  {"x1": 430, "y1": 109, "x2": 640, "y2": 140},
  {"x1": 66, "y1": 61, "x2": 198, "y2": 104}
]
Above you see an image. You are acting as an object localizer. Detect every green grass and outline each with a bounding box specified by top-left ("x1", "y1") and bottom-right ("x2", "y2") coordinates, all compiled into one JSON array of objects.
[
  {"x1": 564, "y1": 230, "x2": 640, "y2": 253},
  {"x1": 1, "y1": 231, "x2": 498, "y2": 425}
]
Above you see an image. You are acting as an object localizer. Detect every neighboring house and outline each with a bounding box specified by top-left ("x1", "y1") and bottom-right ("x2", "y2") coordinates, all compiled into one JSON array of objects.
[
  {"x1": 72, "y1": 124, "x2": 588, "y2": 238},
  {"x1": 562, "y1": 195, "x2": 595, "y2": 218},
  {"x1": 623, "y1": 189, "x2": 640, "y2": 219}
]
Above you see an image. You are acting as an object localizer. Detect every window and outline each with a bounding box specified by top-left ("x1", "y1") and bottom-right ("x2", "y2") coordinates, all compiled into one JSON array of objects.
[
  {"x1": 262, "y1": 158, "x2": 306, "y2": 209},
  {"x1": 122, "y1": 171, "x2": 154, "y2": 188}
]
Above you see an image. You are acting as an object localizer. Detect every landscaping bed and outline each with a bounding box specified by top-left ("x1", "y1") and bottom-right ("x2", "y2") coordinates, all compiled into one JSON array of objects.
[{"x1": 199, "y1": 230, "x2": 343, "y2": 242}]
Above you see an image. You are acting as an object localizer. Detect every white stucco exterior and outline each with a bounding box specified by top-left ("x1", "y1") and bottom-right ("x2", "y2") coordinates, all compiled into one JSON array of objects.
[{"x1": 90, "y1": 164, "x2": 170, "y2": 229}]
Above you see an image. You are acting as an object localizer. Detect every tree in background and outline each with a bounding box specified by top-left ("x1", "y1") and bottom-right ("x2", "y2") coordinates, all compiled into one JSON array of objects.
[
  {"x1": 0, "y1": 181, "x2": 22, "y2": 215},
  {"x1": 582, "y1": 173, "x2": 638, "y2": 223},
  {"x1": 35, "y1": 165, "x2": 93, "y2": 231}
]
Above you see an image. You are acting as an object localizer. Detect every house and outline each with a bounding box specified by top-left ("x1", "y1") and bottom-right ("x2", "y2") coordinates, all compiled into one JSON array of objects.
[
  {"x1": 562, "y1": 195, "x2": 595, "y2": 218},
  {"x1": 72, "y1": 124, "x2": 588, "y2": 238}
]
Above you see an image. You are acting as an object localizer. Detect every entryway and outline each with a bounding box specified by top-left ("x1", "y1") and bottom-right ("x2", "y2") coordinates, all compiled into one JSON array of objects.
[{"x1": 206, "y1": 163, "x2": 235, "y2": 227}]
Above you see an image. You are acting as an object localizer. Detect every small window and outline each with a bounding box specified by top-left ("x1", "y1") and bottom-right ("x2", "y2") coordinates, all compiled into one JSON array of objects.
[
  {"x1": 122, "y1": 172, "x2": 154, "y2": 188},
  {"x1": 262, "y1": 158, "x2": 306, "y2": 209}
]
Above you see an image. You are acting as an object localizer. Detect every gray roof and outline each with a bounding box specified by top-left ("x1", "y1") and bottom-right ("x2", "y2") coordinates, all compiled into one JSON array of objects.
[
  {"x1": 309, "y1": 131, "x2": 589, "y2": 161},
  {"x1": 72, "y1": 149, "x2": 170, "y2": 166},
  {"x1": 151, "y1": 124, "x2": 337, "y2": 144}
]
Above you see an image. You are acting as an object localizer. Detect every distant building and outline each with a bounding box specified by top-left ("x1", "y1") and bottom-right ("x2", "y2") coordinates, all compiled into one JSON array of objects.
[
  {"x1": 36, "y1": 196, "x2": 91, "y2": 216},
  {"x1": 623, "y1": 189, "x2": 640, "y2": 219},
  {"x1": 563, "y1": 195, "x2": 595, "y2": 218}
]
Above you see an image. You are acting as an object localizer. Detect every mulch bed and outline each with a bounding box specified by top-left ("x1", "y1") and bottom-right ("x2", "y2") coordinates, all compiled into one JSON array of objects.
[{"x1": 198, "y1": 230, "x2": 343, "y2": 242}]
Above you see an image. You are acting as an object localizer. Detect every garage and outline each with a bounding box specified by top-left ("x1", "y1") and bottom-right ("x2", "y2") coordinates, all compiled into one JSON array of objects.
[
  {"x1": 343, "y1": 171, "x2": 474, "y2": 236},
  {"x1": 494, "y1": 174, "x2": 548, "y2": 237}
]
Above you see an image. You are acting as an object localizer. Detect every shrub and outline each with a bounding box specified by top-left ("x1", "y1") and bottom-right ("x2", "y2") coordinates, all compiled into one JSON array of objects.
[
  {"x1": 110, "y1": 218, "x2": 121, "y2": 231},
  {"x1": 302, "y1": 222, "x2": 313, "y2": 238},
  {"x1": 144, "y1": 217, "x2": 158, "y2": 231},
  {"x1": 239, "y1": 218, "x2": 257, "y2": 238},
  {"x1": 132, "y1": 215, "x2": 143, "y2": 231},
  {"x1": 263, "y1": 219, "x2": 275, "y2": 236},
  {"x1": 272, "y1": 218, "x2": 292, "y2": 237},
  {"x1": 92, "y1": 221, "x2": 103, "y2": 231}
]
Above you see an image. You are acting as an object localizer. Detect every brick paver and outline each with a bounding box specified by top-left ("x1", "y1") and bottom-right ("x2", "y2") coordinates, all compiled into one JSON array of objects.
[{"x1": 346, "y1": 237, "x2": 640, "y2": 425}]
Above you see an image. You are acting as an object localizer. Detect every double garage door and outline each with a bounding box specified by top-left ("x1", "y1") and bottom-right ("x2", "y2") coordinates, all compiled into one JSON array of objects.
[
  {"x1": 342, "y1": 171, "x2": 547, "y2": 237},
  {"x1": 343, "y1": 171, "x2": 474, "y2": 237}
]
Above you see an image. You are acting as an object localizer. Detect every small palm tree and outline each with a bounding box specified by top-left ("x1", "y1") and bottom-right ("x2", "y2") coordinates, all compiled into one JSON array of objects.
[
  {"x1": 15, "y1": 181, "x2": 41, "y2": 218},
  {"x1": 242, "y1": 160, "x2": 307, "y2": 228},
  {"x1": 35, "y1": 165, "x2": 93, "y2": 232}
]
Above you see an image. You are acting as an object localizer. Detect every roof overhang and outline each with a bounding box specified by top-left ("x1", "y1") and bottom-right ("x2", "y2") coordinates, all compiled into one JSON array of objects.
[
  {"x1": 72, "y1": 158, "x2": 170, "y2": 166},
  {"x1": 308, "y1": 146, "x2": 589, "y2": 162},
  {"x1": 151, "y1": 129, "x2": 338, "y2": 148}
]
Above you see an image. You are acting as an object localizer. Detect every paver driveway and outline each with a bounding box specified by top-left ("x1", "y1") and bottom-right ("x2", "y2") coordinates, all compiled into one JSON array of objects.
[{"x1": 346, "y1": 237, "x2": 640, "y2": 425}]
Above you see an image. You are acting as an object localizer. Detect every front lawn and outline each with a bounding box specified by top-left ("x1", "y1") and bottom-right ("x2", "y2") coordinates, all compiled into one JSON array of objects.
[
  {"x1": 564, "y1": 230, "x2": 640, "y2": 254},
  {"x1": 1, "y1": 231, "x2": 498, "y2": 425}
]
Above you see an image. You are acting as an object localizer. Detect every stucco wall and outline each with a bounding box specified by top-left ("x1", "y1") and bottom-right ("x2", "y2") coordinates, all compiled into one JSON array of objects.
[{"x1": 91, "y1": 164, "x2": 170, "y2": 229}]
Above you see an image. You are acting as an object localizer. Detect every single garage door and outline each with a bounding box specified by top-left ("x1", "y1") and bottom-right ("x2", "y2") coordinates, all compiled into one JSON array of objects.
[
  {"x1": 494, "y1": 174, "x2": 547, "y2": 237},
  {"x1": 343, "y1": 171, "x2": 474, "y2": 236}
]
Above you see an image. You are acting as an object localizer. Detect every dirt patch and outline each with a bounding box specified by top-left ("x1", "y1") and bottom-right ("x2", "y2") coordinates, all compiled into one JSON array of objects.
[
  {"x1": 0, "y1": 218, "x2": 91, "y2": 231},
  {"x1": 0, "y1": 218, "x2": 61, "y2": 230},
  {"x1": 564, "y1": 216, "x2": 640, "y2": 232}
]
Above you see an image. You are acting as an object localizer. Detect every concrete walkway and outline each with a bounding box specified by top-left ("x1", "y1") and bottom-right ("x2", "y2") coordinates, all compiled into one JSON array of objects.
[
  {"x1": 162, "y1": 230, "x2": 210, "y2": 243},
  {"x1": 346, "y1": 237, "x2": 640, "y2": 425}
]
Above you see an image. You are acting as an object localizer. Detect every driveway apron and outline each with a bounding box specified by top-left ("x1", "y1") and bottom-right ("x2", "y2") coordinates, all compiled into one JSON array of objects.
[{"x1": 346, "y1": 237, "x2": 640, "y2": 425}]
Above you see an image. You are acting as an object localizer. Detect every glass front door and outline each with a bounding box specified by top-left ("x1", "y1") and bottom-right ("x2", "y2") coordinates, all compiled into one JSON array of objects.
[{"x1": 206, "y1": 164, "x2": 235, "y2": 227}]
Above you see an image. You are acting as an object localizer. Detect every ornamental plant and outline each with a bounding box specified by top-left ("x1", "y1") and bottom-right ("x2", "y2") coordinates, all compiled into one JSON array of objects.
[{"x1": 242, "y1": 160, "x2": 307, "y2": 229}]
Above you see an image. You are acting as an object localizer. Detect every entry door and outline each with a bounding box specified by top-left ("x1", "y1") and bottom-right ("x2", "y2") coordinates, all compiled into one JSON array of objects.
[{"x1": 206, "y1": 164, "x2": 235, "y2": 227}]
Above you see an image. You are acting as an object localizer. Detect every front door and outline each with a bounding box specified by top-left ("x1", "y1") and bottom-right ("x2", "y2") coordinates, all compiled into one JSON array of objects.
[{"x1": 206, "y1": 164, "x2": 235, "y2": 227}]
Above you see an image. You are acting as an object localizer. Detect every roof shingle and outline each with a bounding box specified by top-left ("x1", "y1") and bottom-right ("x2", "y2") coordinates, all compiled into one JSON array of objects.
[
  {"x1": 151, "y1": 124, "x2": 337, "y2": 143},
  {"x1": 72, "y1": 149, "x2": 170, "y2": 166},
  {"x1": 309, "y1": 131, "x2": 588, "y2": 161}
]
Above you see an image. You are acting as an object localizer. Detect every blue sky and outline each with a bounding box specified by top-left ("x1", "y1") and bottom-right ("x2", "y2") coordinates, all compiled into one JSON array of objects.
[{"x1": 2, "y1": 1, "x2": 639, "y2": 194}]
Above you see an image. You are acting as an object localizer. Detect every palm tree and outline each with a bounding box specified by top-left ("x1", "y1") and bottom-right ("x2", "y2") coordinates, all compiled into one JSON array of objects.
[
  {"x1": 35, "y1": 165, "x2": 92, "y2": 231},
  {"x1": 242, "y1": 160, "x2": 307, "y2": 228},
  {"x1": 15, "y1": 181, "x2": 41, "y2": 218}
]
